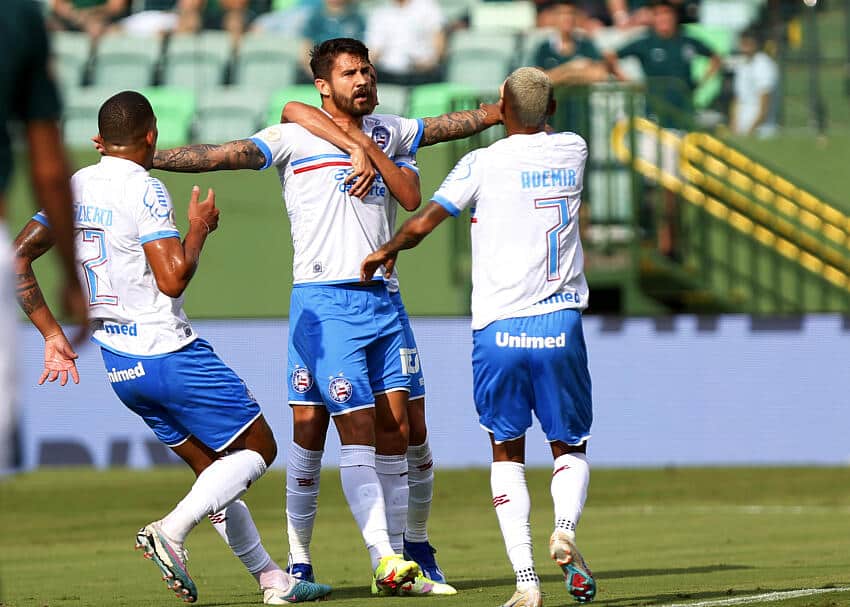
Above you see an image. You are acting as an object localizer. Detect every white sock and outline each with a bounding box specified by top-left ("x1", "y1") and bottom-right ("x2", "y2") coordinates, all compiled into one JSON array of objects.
[
  {"x1": 405, "y1": 441, "x2": 433, "y2": 543},
  {"x1": 376, "y1": 453, "x2": 409, "y2": 554},
  {"x1": 340, "y1": 444, "x2": 393, "y2": 569},
  {"x1": 551, "y1": 452, "x2": 590, "y2": 537},
  {"x1": 286, "y1": 442, "x2": 323, "y2": 564},
  {"x1": 160, "y1": 449, "x2": 267, "y2": 544},
  {"x1": 491, "y1": 461, "x2": 538, "y2": 590},
  {"x1": 208, "y1": 499, "x2": 291, "y2": 590}
]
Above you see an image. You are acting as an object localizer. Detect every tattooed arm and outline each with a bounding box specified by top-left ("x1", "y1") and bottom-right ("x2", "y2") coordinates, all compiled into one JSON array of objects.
[
  {"x1": 360, "y1": 202, "x2": 451, "y2": 281},
  {"x1": 14, "y1": 219, "x2": 80, "y2": 385},
  {"x1": 419, "y1": 103, "x2": 502, "y2": 148},
  {"x1": 152, "y1": 140, "x2": 267, "y2": 172}
]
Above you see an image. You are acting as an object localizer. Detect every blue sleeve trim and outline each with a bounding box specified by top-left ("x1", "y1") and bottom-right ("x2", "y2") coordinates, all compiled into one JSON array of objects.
[
  {"x1": 32, "y1": 212, "x2": 50, "y2": 228},
  {"x1": 409, "y1": 118, "x2": 425, "y2": 155},
  {"x1": 250, "y1": 137, "x2": 273, "y2": 170},
  {"x1": 140, "y1": 229, "x2": 180, "y2": 244},
  {"x1": 432, "y1": 194, "x2": 460, "y2": 217},
  {"x1": 395, "y1": 161, "x2": 420, "y2": 173}
]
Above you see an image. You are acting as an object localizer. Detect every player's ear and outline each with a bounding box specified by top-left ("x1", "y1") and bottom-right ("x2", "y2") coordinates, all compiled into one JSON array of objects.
[{"x1": 315, "y1": 78, "x2": 331, "y2": 98}]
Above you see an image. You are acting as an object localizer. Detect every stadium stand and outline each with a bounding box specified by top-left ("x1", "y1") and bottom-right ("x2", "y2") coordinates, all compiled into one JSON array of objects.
[
  {"x1": 162, "y1": 31, "x2": 233, "y2": 92},
  {"x1": 141, "y1": 86, "x2": 196, "y2": 147},
  {"x1": 468, "y1": 1, "x2": 536, "y2": 32},
  {"x1": 52, "y1": 31, "x2": 92, "y2": 91},
  {"x1": 62, "y1": 86, "x2": 119, "y2": 146},
  {"x1": 91, "y1": 33, "x2": 162, "y2": 89},
  {"x1": 266, "y1": 84, "x2": 322, "y2": 125},
  {"x1": 196, "y1": 86, "x2": 265, "y2": 142},
  {"x1": 233, "y1": 32, "x2": 301, "y2": 90}
]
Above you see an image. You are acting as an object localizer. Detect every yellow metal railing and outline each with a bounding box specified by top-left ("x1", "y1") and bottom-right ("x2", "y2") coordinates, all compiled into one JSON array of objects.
[{"x1": 610, "y1": 117, "x2": 850, "y2": 292}]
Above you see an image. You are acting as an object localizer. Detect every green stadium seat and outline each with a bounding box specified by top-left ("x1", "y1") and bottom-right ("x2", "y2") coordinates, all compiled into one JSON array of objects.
[
  {"x1": 684, "y1": 24, "x2": 735, "y2": 109},
  {"x1": 446, "y1": 50, "x2": 512, "y2": 95},
  {"x1": 62, "y1": 87, "x2": 117, "y2": 147},
  {"x1": 52, "y1": 32, "x2": 92, "y2": 90},
  {"x1": 469, "y1": 1, "x2": 536, "y2": 33},
  {"x1": 195, "y1": 86, "x2": 264, "y2": 142},
  {"x1": 435, "y1": 0, "x2": 477, "y2": 24},
  {"x1": 265, "y1": 84, "x2": 321, "y2": 126},
  {"x1": 141, "y1": 86, "x2": 196, "y2": 148},
  {"x1": 91, "y1": 33, "x2": 161, "y2": 89},
  {"x1": 234, "y1": 33, "x2": 301, "y2": 90},
  {"x1": 448, "y1": 29, "x2": 518, "y2": 56},
  {"x1": 407, "y1": 82, "x2": 478, "y2": 119},
  {"x1": 162, "y1": 32, "x2": 233, "y2": 92},
  {"x1": 374, "y1": 84, "x2": 409, "y2": 116}
]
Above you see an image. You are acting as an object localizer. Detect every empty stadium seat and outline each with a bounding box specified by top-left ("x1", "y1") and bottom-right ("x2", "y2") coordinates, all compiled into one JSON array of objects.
[
  {"x1": 470, "y1": 1, "x2": 536, "y2": 33},
  {"x1": 141, "y1": 86, "x2": 196, "y2": 148},
  {"x1": 266, "y1": 84, "x2": 322, "y2": 126},
  {"x1": 162, "y1": 32, "x2": 233, "y2": 92},
  {"x1": 52, "y1": 32, "x2": 92, "y2": 90},
  {"x1": 91, "y1": 33, "x2": 161, "y2": 89},
  {"x1": 407, "y1": 82, "x2": 478, "y2": 118},
  {"x1": 448, "y1": 29, "x2": 518, "y2": 56},
  {"x1": 195, "y1": 86, "x2": 264, "y2": 142},
  {"x1": 62, "y1": 87, "x2": 117, "y2": 147},
  {"x1": 234, "y1": 33, "x2": 301, "y2": 90},
  {"x1": 446, "y1": 51, "x2": 512, "y2": 95},
  {"x1": 374, "y1": 84, "x2": 409, "y2": 116}
]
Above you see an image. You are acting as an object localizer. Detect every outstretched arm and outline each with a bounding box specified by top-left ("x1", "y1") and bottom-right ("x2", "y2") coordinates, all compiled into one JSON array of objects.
[
  {"x1": 419, "y1": 103, "x2": 502, "y2": 148},
  {"x1": 360, "y1": 202, "x2": 451, "y2": 281},
  {"x1": 14, "y1": 219, "x2": 80, "y2": 385},
  {"x1": 281, "y1": 102, "x2": 376, "y2": 199},
  {"x1": 152, "y1": 140, "x2": 267, "y2": 172}
]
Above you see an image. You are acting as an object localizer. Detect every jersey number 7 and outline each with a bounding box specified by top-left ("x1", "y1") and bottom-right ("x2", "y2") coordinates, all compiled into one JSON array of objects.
[
  {"x1": 534, "y1": 197, "x2": 570, "y2": 282},
  {"x1": 80, "y1": 229, "x2": 118, "y2": 306}
]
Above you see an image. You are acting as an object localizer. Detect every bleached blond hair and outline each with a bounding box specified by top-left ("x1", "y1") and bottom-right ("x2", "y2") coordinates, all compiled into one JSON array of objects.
[{"x1": 503, "y1": 67, "x2": 553, "y2": 128}]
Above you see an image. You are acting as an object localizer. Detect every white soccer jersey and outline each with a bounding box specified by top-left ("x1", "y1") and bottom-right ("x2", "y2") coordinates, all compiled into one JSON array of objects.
[
  {"x1": 35, "y1": 156, "x2": 196, "y2": 356},
  {"x1": 431, "y1": 131, "x2": 589, "y2": 330},
  {"x1": 250, "y1": 113, "x2": 423, "y2": 285},
  {"x1": 385, "y1": 154, "x2": 419, "y2": 294}
]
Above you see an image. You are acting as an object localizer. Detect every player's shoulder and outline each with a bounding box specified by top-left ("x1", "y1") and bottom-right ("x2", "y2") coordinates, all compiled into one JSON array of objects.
[
  {"x1": 254, "y1": 122, "x2": 308, "y2": 143},
  {"x1": 545, "y1": 131, "x2": 588, "y2": 155},
  {"x1": 365, "y1": 113, "x2": 418, "y2": 133}
]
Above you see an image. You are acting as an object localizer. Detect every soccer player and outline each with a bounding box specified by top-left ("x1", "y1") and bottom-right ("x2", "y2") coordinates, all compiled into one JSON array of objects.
[
  {"x1": 13, "y1": 90, "x2": 332, "y2": 606},
  {"x1": 146, "y1": 38, "x2": 500, "y2": 593},
  {"x1": 361, "y1": 67, "x2": 597, "y2": 606},
  {"x1": 1, "y1": 0, "x2": 88, "y2": 472},
  {"x1": 279, "y1": 64, "x2": 490, "y2": 589}
]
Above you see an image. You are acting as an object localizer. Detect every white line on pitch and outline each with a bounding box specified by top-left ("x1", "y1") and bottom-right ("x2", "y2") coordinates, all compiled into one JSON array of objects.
[
  {"x1": 592, "y1": 505, "x2": 850, "y2": 515},
  {"x1": 655, "y1": 586, "x2": 850, "y2": 607}
]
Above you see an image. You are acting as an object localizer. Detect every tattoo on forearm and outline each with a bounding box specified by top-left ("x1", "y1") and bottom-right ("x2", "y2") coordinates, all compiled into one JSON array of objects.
[
  {"x1": 153, "y1": 140, "x2": 265, "y2": 172},
  {"x1": 16, "y1": 269, "x2": 47, "y2": 316},
  {"x1": 421, "y1": 108, "x2": 489, "y2": 146}
]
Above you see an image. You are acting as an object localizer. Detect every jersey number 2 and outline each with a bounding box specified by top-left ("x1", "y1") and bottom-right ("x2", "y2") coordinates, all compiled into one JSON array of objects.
[
  {"x1": 81, "y1": 229, "x2": 118, "y2": 306},
  {"x1": 534, "y1": 197, "x2": 570, "y2": 281}
]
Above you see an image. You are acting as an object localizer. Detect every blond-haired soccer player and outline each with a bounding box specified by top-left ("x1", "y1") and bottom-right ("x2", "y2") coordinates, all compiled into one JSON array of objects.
[{"x1": 362, "y1": 67, "x2": 596, "y2": 606}]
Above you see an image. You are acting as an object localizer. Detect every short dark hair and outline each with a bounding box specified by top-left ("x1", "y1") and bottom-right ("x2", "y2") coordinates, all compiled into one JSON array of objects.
[
  {"x1": 309, "y1": 38, "x2": 370, "y2": 81},
  {"x1": 98, "y1": 91, "x2": 155, "y2": 146}
]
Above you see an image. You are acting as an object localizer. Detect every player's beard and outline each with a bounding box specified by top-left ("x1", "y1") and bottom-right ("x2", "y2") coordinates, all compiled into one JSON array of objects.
[{"x1": 333, "y1": 86, "x2": 376, "y2": 117}]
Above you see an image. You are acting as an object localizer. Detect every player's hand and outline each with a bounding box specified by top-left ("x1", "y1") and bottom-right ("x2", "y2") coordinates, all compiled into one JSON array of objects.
[
  {"x1": 188, "y1": 186, "x2": 219, "y2": 234},
  {"x1": 346, "y1": 145, "x2": 376, "y2": 199},
  {"x1": 361, "y1": 249, "x2": 396, "y2": 282},
  {"x1": 480, "y1": 102, "x2": 503, "y2": 126},
  {"x1": 91, "y1": 134, "x2": 106, "y2": 155},
  {"x1": 40, "y1": 333, "x2": 80, "y2": 386},
  {"x1": 61, "y1": 276, "x2": 90, "y2": 346}
]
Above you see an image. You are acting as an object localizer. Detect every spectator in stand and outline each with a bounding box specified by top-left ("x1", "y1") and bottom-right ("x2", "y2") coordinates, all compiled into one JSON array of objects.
[
  {"x1": 604, "y1": 0, "x2": 720, "y2": 260},
  {"x1": 118, "y1": 0, "x2": 206, "y2": 36},
  {"x1": 47, "y1": 0, "x2": 128, "y2": 39},
  {"x1": 533, "y1": 1, "x2": 607, "y2": 85},
  {"x1": 299, "y1": 0, "x2": 365, "y2": 79},
  {"x1": 176, "y1": 0, "x2": 269, "y2": 41},
  {"x1": 730, "y1": 28, "x2": 778, "y2": 137},
  {"x1": 604, "y1": 0, "x2": 720, "y2": 129},
  {"x1": 580, "y1": 0, "x2": 698, "y2": 32},
  {"x1": 252, "y1": 0, "x2": 321, "y2": 36},
  {"x1": 366, "y1": 0, "x2": 446, "y2": 86}
]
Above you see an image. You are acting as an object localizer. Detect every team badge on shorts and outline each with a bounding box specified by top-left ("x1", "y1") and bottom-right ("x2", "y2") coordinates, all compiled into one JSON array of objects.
[
  {"x1": 328, "y1": 376, "x2": 353, "y2": 403},
  {"x1": 291, "y1": 367, "x2": 314, "y2": 394}
]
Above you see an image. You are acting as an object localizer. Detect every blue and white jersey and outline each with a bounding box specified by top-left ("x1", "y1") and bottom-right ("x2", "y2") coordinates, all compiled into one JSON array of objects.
[
  {"x1": 431, "y1": 131, "x2": 589, "y2": 330},
  {"x1": 34, "y1": 156, "x2": 195, "y2": 356},
  {"x1": 250, "y1": 113, "x2": 423, "y2": 285},
  {"x1": 385, "y1": 153, "x2": 419, "y2": 294}
]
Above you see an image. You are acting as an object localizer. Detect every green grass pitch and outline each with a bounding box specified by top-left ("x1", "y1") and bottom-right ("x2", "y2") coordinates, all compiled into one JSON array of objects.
[{"x1": 2, "y1": 467, "x2": 850, "y2": 607}]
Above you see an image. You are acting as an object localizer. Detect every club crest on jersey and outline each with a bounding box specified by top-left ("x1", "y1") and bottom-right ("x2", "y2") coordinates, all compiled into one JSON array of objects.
[
  {"x1": 328, "y1": 377, "x2": 353, "y2": 403},
  {"x1": 292, "y1": 367, "x2": 313, "y2": 393},
  {"x1": 371, "y1": 125, "x2": 391, "y2": 150}
]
